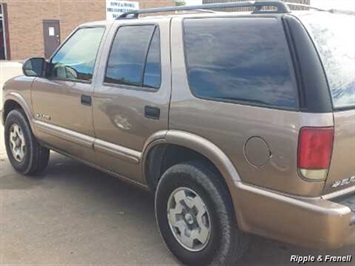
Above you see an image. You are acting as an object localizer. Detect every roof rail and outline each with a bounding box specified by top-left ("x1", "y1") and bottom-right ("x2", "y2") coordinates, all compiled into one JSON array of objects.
[
  {"x1": 283, "y1": 2, "x2": 326, "y2": 12},
  {"x1": 328, "y1": 9, "x2": 355, "y2": 15},
  {"x1": 117, "y1": 1, "x2": 291, "y2": 19}
]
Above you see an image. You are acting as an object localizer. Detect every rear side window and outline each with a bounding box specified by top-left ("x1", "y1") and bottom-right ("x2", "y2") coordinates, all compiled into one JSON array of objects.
[
  {"x1": 183, "y1": 18, "x2": 297, "y2": 109},
  {"x1": 105, "y1": 25, "x2": 161, "y2": 90},
  {"x1": 300, "y1": 13, "x2": 355, "y2": 110}
]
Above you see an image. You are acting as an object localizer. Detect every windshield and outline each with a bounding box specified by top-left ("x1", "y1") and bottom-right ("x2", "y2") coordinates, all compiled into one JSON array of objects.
[{"x1": 299, "y1": 13, "x2": 355, "y2": 109}]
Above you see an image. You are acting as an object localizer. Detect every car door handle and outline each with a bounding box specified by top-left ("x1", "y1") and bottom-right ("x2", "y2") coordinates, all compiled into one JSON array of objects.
[
  {"x1": 144, "y1": 106, "x2": 160, "y2": 120},
  {"x1": 81, "y1": 95, "x2": 92, "y2": 106}
]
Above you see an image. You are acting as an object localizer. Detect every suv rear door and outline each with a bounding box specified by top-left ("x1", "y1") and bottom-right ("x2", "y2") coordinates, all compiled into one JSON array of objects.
[
  {"x1": 92, "y1": 18, "x2": 171, "y2": 182},
  {"x1": 297, "y1": 13, "x2": 355, "y2": 193}
]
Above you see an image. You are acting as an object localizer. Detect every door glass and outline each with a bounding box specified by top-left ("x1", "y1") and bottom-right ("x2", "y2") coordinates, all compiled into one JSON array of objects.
[
  {"x1": 143, "y1": 28, "x2": 161, "y2": 89},
  {"x1": 50, "y1": 27, "x2": 105, "y2": 82},
  {"x1": 105, "y1": 25, "x2": 161, "y2": 90}
]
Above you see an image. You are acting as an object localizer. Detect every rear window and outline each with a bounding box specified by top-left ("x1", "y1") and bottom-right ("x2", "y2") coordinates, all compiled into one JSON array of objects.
[
  {"x1": 300, "y1": 13, "x2": 355, "y2": 110},
  {"x1": 183, "y1": 18, "x2": 298, "y2": 110}
]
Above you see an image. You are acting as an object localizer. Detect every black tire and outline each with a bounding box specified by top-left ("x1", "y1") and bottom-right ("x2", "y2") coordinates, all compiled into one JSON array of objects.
[
  {"x1": 155, "y1": 161, "x2": 249, "y2": 266},
  {"x1": 4, "y1": 109, "x2": 50, "y2": 175}
]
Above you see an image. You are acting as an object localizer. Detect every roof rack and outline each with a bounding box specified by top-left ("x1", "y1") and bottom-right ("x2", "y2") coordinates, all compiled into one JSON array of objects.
[
  {"x1": 283, "y1": 2, "x2": 326, "y2": 12},
  {"x1": 117, "y1": 1, "x2": 291, "y2": 19},
  {"x1": 328, "y1": 9, "x2": 355, "y2": 15}
]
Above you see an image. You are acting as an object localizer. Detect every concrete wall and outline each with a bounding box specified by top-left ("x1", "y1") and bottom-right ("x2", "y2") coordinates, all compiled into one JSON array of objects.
[{"x1": 2, "y1": 0, "x2": 174, "y2": 60}]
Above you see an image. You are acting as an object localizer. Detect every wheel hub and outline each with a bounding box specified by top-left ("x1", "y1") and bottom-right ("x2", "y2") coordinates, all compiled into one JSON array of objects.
[
  {"x1": 184, "y1": 212, "x2": 194, "y2": 225},
  {"x1": 167, "y1": 187, "x2": 211, "y2": 252},
  {"x1": 9, "y1": 124, "x2": 26, "y2": 162}
]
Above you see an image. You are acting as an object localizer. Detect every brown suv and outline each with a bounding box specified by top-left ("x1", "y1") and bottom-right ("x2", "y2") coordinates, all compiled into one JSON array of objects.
[{"x1": 2, "y1": 1, "x2": 355, "y2": 265}]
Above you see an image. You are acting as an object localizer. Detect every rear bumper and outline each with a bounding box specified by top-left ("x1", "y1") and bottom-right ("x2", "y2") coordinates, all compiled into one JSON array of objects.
[
  {"x1": 232, "y1": 183, "x2": 355, "y2": 249},
  {"x1": 332, "y1": 192, "x2": 355, "y2": 227}
]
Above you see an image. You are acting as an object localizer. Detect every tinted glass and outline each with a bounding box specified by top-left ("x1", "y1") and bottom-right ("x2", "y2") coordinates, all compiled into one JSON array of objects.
[
  {"x1": 184, "y1": 18, "x2": 297, "y2": 109},
  {"x1": 105, "y1": 25, "x2": 156, "y2": 87},
  {"x1": 51, "y1": 27, "x2": 105, "y2": 82},
  {"x1": 143, "y1": 28, "x2": 161, "y2": 89},
  {"x1": 300, "y1": 13, "x2": 355, "y2": 109}
]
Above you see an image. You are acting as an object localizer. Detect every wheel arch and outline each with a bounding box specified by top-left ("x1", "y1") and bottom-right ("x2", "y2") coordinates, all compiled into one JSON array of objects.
[
  {"x1": 142, "y1": 130, "x2": 244, "y2": 226},
  {"x1": 143, "y1": 130, "x2": 241, "y2": 189},
  {"x1": 3, "y1": 92, "x2": 34, "y2": 129}
]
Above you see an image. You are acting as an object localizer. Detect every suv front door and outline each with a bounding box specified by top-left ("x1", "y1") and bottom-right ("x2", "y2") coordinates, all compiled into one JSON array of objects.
[
  {"x1": 32, "y1": 26, "x2": 106, "y2": 163},
  {"x1": 93, "y1": 19, "x2": 171, "y2": 182}
]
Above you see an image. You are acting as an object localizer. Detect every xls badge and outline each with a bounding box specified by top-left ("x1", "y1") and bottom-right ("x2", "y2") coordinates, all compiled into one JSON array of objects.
[
  {"x1": 36, "y1": 113, "x2": 51, "y2": 121},
  {"x1": 332, "y1": 176, "x2": 355, "y2": 188}
]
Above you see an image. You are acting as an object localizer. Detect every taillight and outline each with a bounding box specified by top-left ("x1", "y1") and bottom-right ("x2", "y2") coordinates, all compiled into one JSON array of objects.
[{"x1": 298, "y1": 127, "x2": 334, "y2": 181}]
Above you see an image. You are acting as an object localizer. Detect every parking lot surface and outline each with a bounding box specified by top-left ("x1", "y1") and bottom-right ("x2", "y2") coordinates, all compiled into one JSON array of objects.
[{"x1": 0, "y1": 61, "x2": 354, "y2": 265}]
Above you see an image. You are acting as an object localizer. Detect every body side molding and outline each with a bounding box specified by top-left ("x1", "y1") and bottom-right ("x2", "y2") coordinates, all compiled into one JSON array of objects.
[
  {"x1": 34, "y1": 120, "x2": 94, "y2": 148},
  {"x1": 94, "y1": 139, "x2": 141, "y2": 165},
  {"x1": 48, "y1": 144, "x2": 148, "y2": 189},
  {"x1": 34, "y1": 120, "x2": 141, "y2": 164}
]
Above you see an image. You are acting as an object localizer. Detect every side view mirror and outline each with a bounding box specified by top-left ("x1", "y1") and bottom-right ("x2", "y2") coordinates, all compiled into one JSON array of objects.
[{"x1": 22, "y1": 57, "x2": 47, "y2": 77}]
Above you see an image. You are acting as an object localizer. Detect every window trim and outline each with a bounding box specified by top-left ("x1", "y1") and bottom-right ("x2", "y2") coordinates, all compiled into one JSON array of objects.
[
  {"x1": 182, "y1": 16, "x2": 300, "y2": 111},
  {"x1": 48, "y1": 26, "x2": 106, "y2": 84},
  {"x1": 103, "y1": 23, "x2": 162, "y2": 92},
  {"x1": 142, "y1": 26, "x2": 161, "y2": 88}
]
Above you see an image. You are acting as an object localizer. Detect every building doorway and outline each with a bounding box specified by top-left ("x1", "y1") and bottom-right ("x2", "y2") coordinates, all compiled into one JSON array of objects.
[
  {"x1": 43, "y1": 20, "x2": 61, "y2": 59},
  {"x1": 0, "y1": 4, "x2": 8, "y2": 60}
]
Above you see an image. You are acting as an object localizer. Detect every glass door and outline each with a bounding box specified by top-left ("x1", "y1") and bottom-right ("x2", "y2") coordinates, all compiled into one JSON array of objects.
[{"x1": 0, "y1": 4, "x2": 8, "y2": 60}]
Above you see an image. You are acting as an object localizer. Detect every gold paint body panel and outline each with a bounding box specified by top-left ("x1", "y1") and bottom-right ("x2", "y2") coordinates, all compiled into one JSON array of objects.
[{"x1": 2, "y1": 17, "x2": 354, "y2": 250}]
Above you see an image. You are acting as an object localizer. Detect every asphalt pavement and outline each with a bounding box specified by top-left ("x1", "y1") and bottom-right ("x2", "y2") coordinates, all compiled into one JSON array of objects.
[{"x1": 0, "y1": 61, "x2": 354, "y2": 265}]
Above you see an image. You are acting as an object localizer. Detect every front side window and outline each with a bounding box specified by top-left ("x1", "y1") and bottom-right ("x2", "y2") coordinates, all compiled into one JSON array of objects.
[
  {"x1": 105, "y1": 25, "x2": 161, "y2": 90},
  {"x1": 184, "y1": 18, "x2": 297, "y2": 109},
  {"x1": 50, "y1": 27, "x2": 105, "y2": 82}
]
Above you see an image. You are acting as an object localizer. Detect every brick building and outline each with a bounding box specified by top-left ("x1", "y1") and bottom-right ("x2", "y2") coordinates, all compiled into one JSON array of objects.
[{"x1": 0, "y1": 0, "x2": 173, "y2": 60}]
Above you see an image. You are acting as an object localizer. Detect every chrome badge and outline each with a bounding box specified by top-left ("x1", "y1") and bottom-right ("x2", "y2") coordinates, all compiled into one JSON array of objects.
[
  {"x1": 36, "y1": 113, "x2": 51, "y2": 121},
  {"x1": 332, "y1": 176, "x2": 355, "y2": 188}
]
